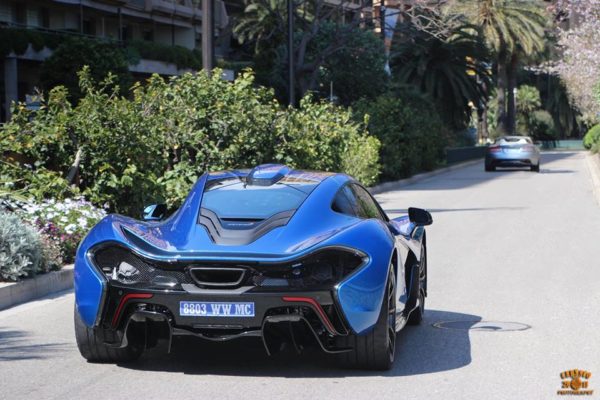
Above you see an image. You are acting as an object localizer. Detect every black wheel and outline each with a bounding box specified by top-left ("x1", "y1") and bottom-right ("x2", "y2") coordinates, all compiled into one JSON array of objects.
[
  {"x1": 530, "y1": 163, "x2": 540, "y2": 172},
  {"x1": 336, "y1": 267, "x2": 396, "y2": 370},
  {"x1": 408, "y1": 245, "x2": 427, "y2": 325},
  {"x1": 485, "y1": 162, "x2": 495, "y2": 172},
  {"x1": 74, "y1": 305, "x2": 143, "y2": 363}
]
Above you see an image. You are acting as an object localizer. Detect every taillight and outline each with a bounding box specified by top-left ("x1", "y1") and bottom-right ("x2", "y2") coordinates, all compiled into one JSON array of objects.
[
  {"x1": 488, "y1": 146, "x2": 502, "y2": 153},
  {"x1": 521, "y1": 144, "x2": 535, "y2": 152},
  {"x1": 252, "y1": 248, "x2": 367, "y2": 288}
]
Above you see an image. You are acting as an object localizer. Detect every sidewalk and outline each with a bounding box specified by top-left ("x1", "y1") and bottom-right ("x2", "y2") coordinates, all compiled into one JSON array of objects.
[
  {"x1": 0, "y1": 265, "x2": 74, "y2": 311},
  {"x1": 585, "y1": 152, "x2": 600, "y2": 206}
]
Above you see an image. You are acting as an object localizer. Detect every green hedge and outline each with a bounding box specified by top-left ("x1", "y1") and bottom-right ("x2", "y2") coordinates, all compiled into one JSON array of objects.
[
  {"x1": 353, "y1": 92, "x2": 447, "y2": 182},
  {"x1": 1, "y1": 68, "x2": 380, "y2": 216},
  {"x1": 126, "y1": 40, "x2": 202, "y2": 69},
  {"x1": 583, "y1": 125, "x2": 600, "y2": 150},
  {"x1": 0, "y1": 28, "x2": 203, "y2": 70}
]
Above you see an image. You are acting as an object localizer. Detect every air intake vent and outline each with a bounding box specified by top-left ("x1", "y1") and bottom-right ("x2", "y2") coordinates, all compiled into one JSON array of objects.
[{"x1": 189, "y1": 267, "x2": 247, "y2": 288}]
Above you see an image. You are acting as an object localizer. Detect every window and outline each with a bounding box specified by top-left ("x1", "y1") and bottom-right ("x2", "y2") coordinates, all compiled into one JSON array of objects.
[
  {"x1": 39, "y1": 8, "x2": 49, "y2": 29},
  {"x1": 332, "y1": 185, "x2": 358, "y2": 217},
  {"x1": 201, "y1": 178, "x2": 317, "y2": 220},
  {"x1": 350, "y1": 184, "x2": 387, "y2": 221}
]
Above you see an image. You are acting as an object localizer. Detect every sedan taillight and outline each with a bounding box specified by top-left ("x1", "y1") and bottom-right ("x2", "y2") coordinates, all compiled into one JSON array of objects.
[
  {"x1": 488, "y1": 146, "x2": 502, "y2": 153},
  {"x1": 521, "y1": 144, "x2": 536, "y2": 152}
]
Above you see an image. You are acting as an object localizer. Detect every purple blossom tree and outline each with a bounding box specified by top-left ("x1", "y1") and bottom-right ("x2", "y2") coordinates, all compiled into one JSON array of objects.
[{"x1": 555, "y1": 0, "x2": 600, "y2": 117}]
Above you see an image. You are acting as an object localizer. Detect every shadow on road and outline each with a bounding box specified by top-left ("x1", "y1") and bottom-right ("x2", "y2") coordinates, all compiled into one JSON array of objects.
[
  {"x1": 0, "y1": 328, "x2": 70, "y2": 361},
  {"x1": 118, "y1": 309, "x2": 480, "y2": 378}
]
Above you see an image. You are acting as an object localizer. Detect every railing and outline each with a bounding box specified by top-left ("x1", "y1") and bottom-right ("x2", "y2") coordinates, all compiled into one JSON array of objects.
[{"x1": 0, "y1": 21, "x2": 122, "y2": 44}]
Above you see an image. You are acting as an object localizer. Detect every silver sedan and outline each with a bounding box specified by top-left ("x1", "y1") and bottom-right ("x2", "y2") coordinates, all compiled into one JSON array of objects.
[{"x1": 485, "y1": 136, "x2": 541, "y2": 172}]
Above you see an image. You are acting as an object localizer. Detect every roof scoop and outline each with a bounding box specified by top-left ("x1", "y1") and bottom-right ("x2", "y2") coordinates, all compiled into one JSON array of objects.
[{"x1": 247, "y1": 164, "x2": 290, "y2": 186}]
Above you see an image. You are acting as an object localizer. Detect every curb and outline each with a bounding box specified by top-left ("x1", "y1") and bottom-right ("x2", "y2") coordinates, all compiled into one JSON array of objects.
[
  {"x1": 0, "y1": 265, "x2": 74, "y2": 311},
  {"x1": 585, "y1": 153, "x2": 600, "y2": 206},
  {"x1": 369, "y1": 158, "x2": 483, "y2": 195}
]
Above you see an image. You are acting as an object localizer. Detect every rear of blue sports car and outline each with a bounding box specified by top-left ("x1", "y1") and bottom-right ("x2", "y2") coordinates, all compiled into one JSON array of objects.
[{"x1": 74, "y1": 165, "x2": 400, "y2": 369}]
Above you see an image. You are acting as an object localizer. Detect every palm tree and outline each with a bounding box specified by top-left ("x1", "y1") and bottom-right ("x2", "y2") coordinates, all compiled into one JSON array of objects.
[
  {"x1": 451, "y1": 0, "x2": 547, "y2": 134},
  {"x1": 392, "y1": 24, "x2": 491, "y2": 129},
  {"x1": 233, "y1": 0, "x2": 288, "y2": 53}
]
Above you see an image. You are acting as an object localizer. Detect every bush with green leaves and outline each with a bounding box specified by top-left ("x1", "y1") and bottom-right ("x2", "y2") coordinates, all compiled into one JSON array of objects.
[
  {"x1": 527, "y1": 110, "x2": 557, "y2": 140},
  {"x1": 353, "y1": 92, "x2": 447, "y2": 182},
  {"x1": 583, "y1": 125, "x2": 600, "y2": 150},
  {"x1": 0, "y1": 211, "x2": 42, "y2": 281},
  {"x1": 1, "y1": 68, "x2": 380, "y2": 215},
  {"x1": 127, "y1": 40, "x2": 202, "y2": 69}
]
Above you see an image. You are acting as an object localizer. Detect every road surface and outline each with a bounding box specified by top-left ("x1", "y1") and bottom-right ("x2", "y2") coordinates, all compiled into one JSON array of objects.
[{"x1": 1, "y1": 151, "x2": 599, "y2": 400}]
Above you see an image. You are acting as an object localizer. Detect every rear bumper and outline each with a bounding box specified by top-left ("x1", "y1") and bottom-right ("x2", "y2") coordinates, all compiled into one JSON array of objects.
[
  {"x1": 99, "y1": 283, "x2": 353, "y2": 354},
  {"x1": 486, "y1": 153, "x2": 539, "y2": 166},
  {"x1": 104, "y1": 283, "x2": 346, "y2": 335}
]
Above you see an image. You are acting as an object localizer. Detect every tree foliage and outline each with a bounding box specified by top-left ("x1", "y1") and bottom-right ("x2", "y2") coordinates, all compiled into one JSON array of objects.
[
  {"x1": 449, "y1": 0, "x2": 547, "y2": 133},
  {"x1": 555, "y1": 0, "x2": 600, "y2": 118},
  {"x1": 1, "y1": 68, "x2": 380, "y2": 216},
  {"x1": 40, "y1": 37, "x2": 132, "y2": 101},
  {"x1": 392, "y1": 23, "x2": 491, "y2": 129},
  {"x1": 353, "y1": 91, "x2": 447, "y2": 182}
]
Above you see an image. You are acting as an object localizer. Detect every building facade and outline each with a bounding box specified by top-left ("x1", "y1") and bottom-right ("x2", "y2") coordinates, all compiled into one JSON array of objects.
[{"x1": 1, "y1": 0, "x2": 232, "y2": 121}]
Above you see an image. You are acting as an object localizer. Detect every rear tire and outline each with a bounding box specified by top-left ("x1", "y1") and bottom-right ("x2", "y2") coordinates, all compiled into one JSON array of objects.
[
  {"x1": 530, "y1": 163, "x2": 540, "y2": 172},
  {"x1": 336, "y1": 267, "x2": 396, "y2": 370},
  {"x1": 485, "y1": 162, "x2": 495, "y2": 172},
  {"x1": 74, "y1": 305, "x2": 143, "y2": 363}
]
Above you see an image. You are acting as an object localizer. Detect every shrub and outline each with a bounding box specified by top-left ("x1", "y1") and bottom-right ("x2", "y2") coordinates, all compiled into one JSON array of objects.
[
  {"x1": 39, "y1": 233, "x2": 63, "y2": 273},
  {"x1": 0, "y1": 211, "x2": 42, "y2": 281},
  {"x1": 1, "y1": 68, "x2": 380, "y2": 214},
  {"x1": 274, "y1": 96, "x2": 380, "y2": 185},
  {"x1": 353, "y1": 92, "x2": 447, "y2": 181},
  {"x1": 583, "y1": 125, "x2": 600, "y2": 149},
  {"x1": 126, "y1": 40, "x2": 202, "y2": 69},
  {"x1": 528, "y1": 110, "x2": 557, "y2": 141}
]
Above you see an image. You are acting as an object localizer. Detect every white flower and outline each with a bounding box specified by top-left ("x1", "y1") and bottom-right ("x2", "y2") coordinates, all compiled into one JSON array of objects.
[{"x1": 64, "y1": 224, "x2": 77, "y2": 234}]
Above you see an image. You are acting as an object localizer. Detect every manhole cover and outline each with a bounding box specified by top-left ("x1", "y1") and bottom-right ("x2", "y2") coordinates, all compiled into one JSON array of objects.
[{"x1": 432, "y1": 320, "x2": 531, "y2": 332}]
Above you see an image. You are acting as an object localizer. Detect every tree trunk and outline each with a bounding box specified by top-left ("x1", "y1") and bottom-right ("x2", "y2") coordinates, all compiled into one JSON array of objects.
[
  {"x1": 496, "y1": 51, "x2": 508, "y2": 134},
  {"x1": 481, "y1": 106, "x2": 489, "y2": 140},
  {"x1": 506, "y1": 53, "x2": 518, "y2": 135}
]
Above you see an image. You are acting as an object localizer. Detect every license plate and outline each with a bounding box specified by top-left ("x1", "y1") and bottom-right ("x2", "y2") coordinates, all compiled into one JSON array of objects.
[{"x1": 179, "y1": 301, "x2": 255, "y2": 317}]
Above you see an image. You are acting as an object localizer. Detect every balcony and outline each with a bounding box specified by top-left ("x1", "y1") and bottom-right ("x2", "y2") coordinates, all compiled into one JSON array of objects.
[{"x1": 150, "y1": 0, "x2": 199, "y2": 19}]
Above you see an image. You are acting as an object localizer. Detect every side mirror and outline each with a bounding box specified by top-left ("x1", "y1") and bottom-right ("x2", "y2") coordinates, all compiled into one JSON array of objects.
[
  {"x1": 143, "y1": 204, "x2": 167, "y2": 221},
  {"x1": 408, "y1": 207, "x2": 433, "y2": 226}
]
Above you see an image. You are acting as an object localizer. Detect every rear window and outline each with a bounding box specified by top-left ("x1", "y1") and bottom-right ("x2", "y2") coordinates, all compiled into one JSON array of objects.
[
  {"x1": 201, "y1": 178, "x2": 317, "y2": 219},
  {"x1": 496, "y1": 137, "x2": 532, "y2": 145}
]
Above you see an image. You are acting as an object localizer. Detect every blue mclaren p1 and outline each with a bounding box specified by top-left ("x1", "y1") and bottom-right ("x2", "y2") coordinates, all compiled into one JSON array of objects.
[{"x1": 74, "y1": 164, "x2": 432, "y2": 370}]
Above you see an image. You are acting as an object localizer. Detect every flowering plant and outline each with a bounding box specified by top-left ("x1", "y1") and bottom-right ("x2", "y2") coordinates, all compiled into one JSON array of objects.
[{"x1": 17, "y1": 197, "x2": 107, "y2": 263}]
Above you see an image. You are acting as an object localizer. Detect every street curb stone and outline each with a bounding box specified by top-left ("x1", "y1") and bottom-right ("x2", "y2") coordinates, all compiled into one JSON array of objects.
[
  {"x1": 369, "y1": 158, "x2": 483, "y2": 195},
  {"x1": 585, "y1": 153, "x2": 600, "y2": 206},
  {"x1": 0, "y1": 264, "x2": 74, "y2": 311}
]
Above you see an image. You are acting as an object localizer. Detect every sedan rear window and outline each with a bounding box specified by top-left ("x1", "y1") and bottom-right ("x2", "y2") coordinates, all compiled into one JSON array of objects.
[{"x1": 495, "y1": 136, "x2": 532, "y2": 145}]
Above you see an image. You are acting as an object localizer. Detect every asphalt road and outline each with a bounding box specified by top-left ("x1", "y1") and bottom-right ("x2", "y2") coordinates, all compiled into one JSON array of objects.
[{"x1": 1, "y1": 151, "x2": 599, "y2": 400}]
